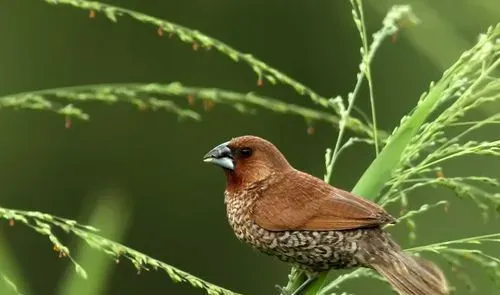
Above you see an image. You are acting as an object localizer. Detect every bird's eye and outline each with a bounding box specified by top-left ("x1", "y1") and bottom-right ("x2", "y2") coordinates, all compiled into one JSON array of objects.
[{"x1": 239, "y1": 148, "x2": 252, "y2": 157}]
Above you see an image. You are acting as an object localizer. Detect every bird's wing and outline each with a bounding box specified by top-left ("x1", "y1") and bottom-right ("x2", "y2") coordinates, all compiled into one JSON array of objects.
[{"x1": 253, "y1": 170, "x2": 395, "y2": 231}]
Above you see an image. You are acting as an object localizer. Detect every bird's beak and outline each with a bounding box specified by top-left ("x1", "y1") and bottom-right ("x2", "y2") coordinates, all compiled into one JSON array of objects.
[{"x1": 203, "y1": 141, "x2": 234, "y2": 170}]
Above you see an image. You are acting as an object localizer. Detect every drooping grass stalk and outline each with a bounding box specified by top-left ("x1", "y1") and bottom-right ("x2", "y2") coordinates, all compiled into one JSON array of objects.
[
  {"x1": 40, "y1": 0, "x2": 331, "y2": 108},
  {"x1": 0, "y1": 207, "x2": 239, "y2": 295},
  {"x1": 0, "y1": 82, "x2": 378, "y2": 136}
]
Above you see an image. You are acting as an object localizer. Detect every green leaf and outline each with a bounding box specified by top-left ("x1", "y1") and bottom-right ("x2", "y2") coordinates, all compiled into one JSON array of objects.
[{"x1": 352, "y1": 80, "x2": 447, "y2": 201}]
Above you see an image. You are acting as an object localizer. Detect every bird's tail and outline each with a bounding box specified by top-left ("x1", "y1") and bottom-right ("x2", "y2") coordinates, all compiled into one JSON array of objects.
[{"x1": 370, "y1": 250, "x2": 449, "y2": 295}]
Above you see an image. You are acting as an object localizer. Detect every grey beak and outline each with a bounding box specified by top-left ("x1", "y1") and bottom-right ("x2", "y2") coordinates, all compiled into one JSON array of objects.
[{"x1": 203, "y1": 141, "x2": 234, "y2": 170}]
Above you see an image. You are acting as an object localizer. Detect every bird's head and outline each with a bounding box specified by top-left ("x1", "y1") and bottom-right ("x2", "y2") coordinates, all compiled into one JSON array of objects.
[{"x1": 203, "y1": 135, "x2": 291, "y2": 190}]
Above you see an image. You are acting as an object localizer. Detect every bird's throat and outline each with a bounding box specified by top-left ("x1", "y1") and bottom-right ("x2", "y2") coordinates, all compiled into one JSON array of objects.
[{"x1": 223, "y1": 169, "x2": 243, "y2": 193}]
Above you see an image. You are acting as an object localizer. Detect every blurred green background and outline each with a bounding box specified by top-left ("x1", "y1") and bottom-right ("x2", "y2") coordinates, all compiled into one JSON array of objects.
[{"x1": 0, "y1": 0, "x2": 499, "y2": 294}]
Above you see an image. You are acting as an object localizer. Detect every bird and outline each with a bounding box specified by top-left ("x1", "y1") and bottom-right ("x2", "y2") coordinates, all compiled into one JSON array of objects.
[{"x1": 203, "y1": 135, "x2": 449, "y2": 295}]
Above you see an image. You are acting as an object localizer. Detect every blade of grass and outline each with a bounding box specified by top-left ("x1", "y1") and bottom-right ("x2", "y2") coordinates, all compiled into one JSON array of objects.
[
  {"x1": 0, "y1": 236, "x2": 31, "y2": 295},
  {"x1": 57, "y1": 194, "x2": 131, "y2": 295},
  {"x1": 351, "y1": 79, "x2": 448, "y2": 201}
]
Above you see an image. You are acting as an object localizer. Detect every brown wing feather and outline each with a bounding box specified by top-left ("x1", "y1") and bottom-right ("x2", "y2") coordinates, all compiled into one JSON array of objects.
[{"x1": 253, "y1": 170, "x2": 395, "y2": 231}]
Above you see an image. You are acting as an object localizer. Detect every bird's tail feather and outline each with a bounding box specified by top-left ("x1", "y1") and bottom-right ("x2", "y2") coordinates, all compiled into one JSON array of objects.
[{"x1": 370, "y1": 250, "x2": 449, "y2": 295}]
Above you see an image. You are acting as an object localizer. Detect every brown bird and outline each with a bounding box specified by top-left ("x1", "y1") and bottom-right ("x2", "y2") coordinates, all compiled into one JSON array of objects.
[{"x1": 203, "y1": 135, "x2": 448, "y2": 295}]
